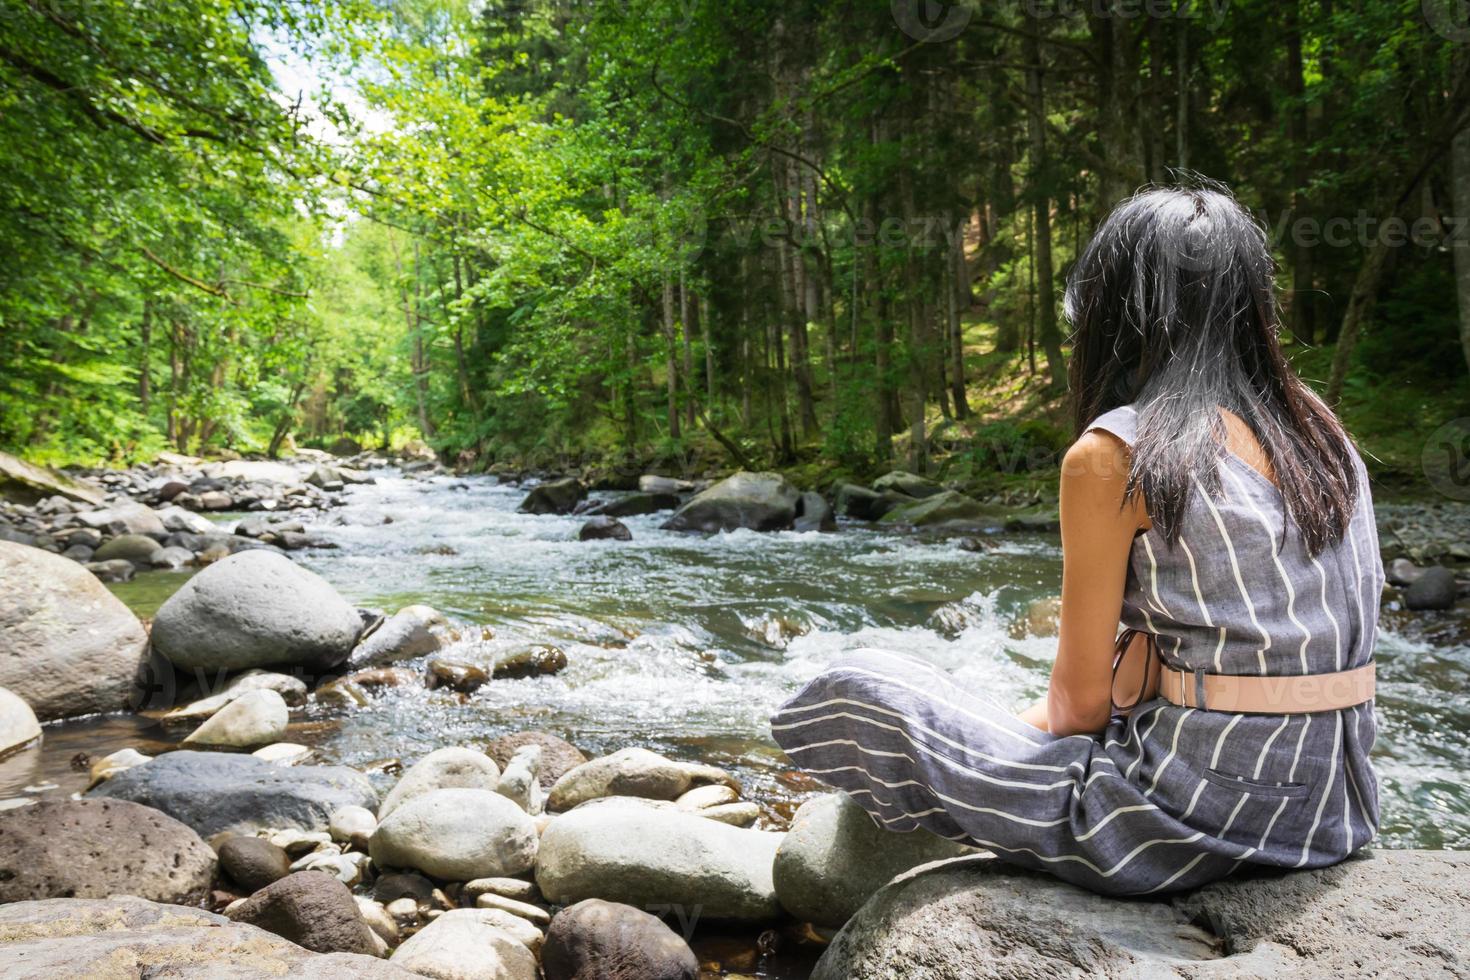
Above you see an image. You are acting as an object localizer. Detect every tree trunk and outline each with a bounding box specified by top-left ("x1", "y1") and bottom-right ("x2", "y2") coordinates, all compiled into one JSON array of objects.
[
  {"x1": 662, "y1": 275, "x2": 681, "y2": 440},
  {"x1": 1325, "y1": 234, "x2": 1391, "y2": 404},
  {"x1": 680, "y1": 271, "x2": 695, "y2": 430},
  {"x1": 1025, "y1": 15, "x2": 1067, "y2": 392},
  {"x1": 947, "y1": 228, "x2": 970, "y2": 418},
  {"x1": 1284, "y1": 0, "x2": 1315, "y2": 345},
  {"x1": 1455, "y1": 109, "x2": 1470, "y2": 377},
  {"x1": 138, "y1": 301, "x2": 151, "y2": 412}
]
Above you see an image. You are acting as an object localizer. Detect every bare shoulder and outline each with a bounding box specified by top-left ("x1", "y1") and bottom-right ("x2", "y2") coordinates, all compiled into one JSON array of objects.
[{"x1": 1061, "y1": 430, "x2": 1131, "y2": 488}]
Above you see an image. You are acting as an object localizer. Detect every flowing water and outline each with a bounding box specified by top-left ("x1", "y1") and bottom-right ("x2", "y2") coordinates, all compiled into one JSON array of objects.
[{"x1": 5, "y1": 471, "x2": 1467, "y2": 846}]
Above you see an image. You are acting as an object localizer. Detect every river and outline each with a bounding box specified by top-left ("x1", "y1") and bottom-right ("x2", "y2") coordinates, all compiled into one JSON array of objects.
[{"x1": 4, "y1": 469, "x2": 1466, "y2": 856}]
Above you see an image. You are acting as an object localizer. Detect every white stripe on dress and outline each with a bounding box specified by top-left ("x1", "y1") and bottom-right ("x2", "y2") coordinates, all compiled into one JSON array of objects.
[
  {"x1": 1193, "y1": 474, "x2": 1271, "y2": 671},
  {"x1": 1221, "y1": 464, "x2": 1312, "y2": 674}
]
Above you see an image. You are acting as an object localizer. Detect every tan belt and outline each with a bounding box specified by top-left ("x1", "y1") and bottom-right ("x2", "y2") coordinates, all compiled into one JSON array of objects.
[
  {"x1": 1158, "y1": 661, "x2": 1375, "y2": 714},
  {"x1": 1114, "y1": 629, "x2": 1376, "y2": 714}
]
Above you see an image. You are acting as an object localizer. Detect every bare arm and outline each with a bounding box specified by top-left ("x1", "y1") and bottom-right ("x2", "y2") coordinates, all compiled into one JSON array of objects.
[{"x1": 1023, "y1": 430, "x2": 1150, "y2": 737}]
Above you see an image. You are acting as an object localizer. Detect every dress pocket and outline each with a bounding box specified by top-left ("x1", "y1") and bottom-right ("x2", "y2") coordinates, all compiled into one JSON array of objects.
[{"x1": 1203, "y1": 768, "x2": 1311, "y2": 799}]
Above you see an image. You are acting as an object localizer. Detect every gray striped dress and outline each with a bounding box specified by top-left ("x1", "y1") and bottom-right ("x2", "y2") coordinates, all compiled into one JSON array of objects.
[{"x1": 771, "y1": 405, "x2": 1382, "y2": 895}]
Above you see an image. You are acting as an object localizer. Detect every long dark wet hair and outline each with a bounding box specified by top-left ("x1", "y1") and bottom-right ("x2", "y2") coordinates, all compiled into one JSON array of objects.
[{"x1": 1063, "y1": 181, "x2": 1358, "y2": 556}]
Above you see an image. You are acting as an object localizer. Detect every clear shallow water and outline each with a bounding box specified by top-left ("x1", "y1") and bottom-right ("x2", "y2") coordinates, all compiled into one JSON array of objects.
[{"x1": 12, "y1": 471, "x2": 1469, "y2": 852}]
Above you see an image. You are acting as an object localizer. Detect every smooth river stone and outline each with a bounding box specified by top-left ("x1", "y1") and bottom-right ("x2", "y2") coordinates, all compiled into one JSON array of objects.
[
  {"x1": 150, "y1": 550, "x2": 363, "y2": 672},
  {"x1": 546, "y1": 747, "x2": 738, "y2": 812},
  {"x1": 542, "y1": 899, "x2": 699, "y2": 980},
  {"x1": 181, "y1": 688, "x2": 289, "y2": 749},
  {"x1": 369, "y1": 788, "x2": 538, "y2": 881},
  {"x1": 378, "y1": 746, "x2": 501, "y2": 819},
  {"x1": 391, "y1": 908, "x2": 539, "y2": 980},
  {"x1": 535, "y1": 798, "x2": 783, "y2": 922}
]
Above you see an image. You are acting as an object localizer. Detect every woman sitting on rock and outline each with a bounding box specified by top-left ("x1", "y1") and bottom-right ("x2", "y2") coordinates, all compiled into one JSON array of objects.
[{"x1": 772, "y1": 182, "x2": 1381, "y2": 895}]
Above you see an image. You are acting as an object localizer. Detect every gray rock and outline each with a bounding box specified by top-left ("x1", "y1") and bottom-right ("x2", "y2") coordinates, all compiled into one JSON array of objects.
[
  {"x1": 181, "y1": 688, "x2": 289, "y2": 749},
  {"x1": 60, "y1": 543, "x2": 93, "y2": 561},
  {"x1": 75, "y1": 501, "x2": 166, "y2": 536},
  {"x1": 0, "y1": 799, "x2": 215, "y2": 906},
  {"x1": 638, "y1": 475, "x2": 693, "y2": 494},
  {"x1": 0, "y1": 451, "x2": 104, "y2": 506},
  {"x1": 487, "y1": 731, "x2": 587, "y2": 790},
  {"x1": 57, "y1": 526, "x2": 102, "y2": 548},
  {"x1": 578, "y1": 515, "x2": 632, "y2": 541},
  {"x1": 814, "y1": 850, "x2": 1470, "y2": 979},
  {"x1": 548, "y1": 747, "x2": 738, "y2": 812},
  {"x1": 834, "y1": 483, "x2": 904, "y2": 520},
  {"x1": 329, "y1": 805, "x2": 378, "y2": 849},
  {"x1": 1404, "y1": 566, "x2": 1457, "y2": 611},
  {"x1": 349, "y1": 604, "x2": 451, "y2": 666},
  {"x1": 379, "y1": 746, "x2": 501, "y2": 819},
  {"x1": 156, "y1": 504, "x2": 216, "y2": 533},
  {"x1": 872, "y1": 470, "x2": 944, "y2": 499},
  {"x1": 84, "y1": 558, "x2": 135, "y2": 582},
  {"x1": 661, "y1": 471, "x2": 800, "y2": 533},
  {"x1": 226, "y1": 870, "x2": 377, "y2": 956},
  {"x1": 219, "y1": 836, "x2": 292, "y2": 892},
  {"x1": 774, "y1": 793, "x2": 974, "y2": 928},
  {"x1": 370, "y1": 788, "x2": 538, "y2": 881},
  {"x1": 92, "y1": 533, "x2": 163, "y2": 563},
  {"x1": 591, "y1": 492, "x2": 680, "y2": 517},
  {"x1": 0, "y1": 897, "x2": 417, "y2": 978},
  {"x1": 0, "y1": 686, "x2": 41, "y2": 758},
  {"x1": 150, "y1": 544, "x2": 194, "y2": 569},
  {"x1": 518, "y1": 476, "x2": 587, "y2": 515},
  {"x1": 163, "y1": 670, "x2": 308, "y2": 726},
  {"x1": 151, "y1": 550, "x2": 363, "y2": 672},
  {"x1": 880, "y1": 489, "x2": 987, "y2": 527},
  {"x1": 543, "y1": 899, "x2": 698, "y2": 980},
  {"x1": 794, "y1": 491, "x2": 836, "y2": 532},
  {"x1": 536, "y1": 798, "x2": 783, "y2": 922},
  {"x1": 495, "y1": 745, "x2": 541, "y2": 814},
  {"x1": 88, "y1": 750, "x2": 379, "y2": 838},
  {"x1": 0, "y1": 541, "x2": 149, "y2": 720},
  {"x1": 391, "y1": 908, "x2": 539, "y2": 980}
]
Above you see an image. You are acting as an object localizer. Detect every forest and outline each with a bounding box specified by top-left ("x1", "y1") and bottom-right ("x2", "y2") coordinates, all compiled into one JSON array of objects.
[{"x1": 2, "y1": 0, "x2": 1467, "y2": 492}]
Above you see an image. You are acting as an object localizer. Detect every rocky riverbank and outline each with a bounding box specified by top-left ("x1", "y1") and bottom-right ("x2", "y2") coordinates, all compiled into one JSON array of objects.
[{"x1": 0, "y1": 450, "x2": 1468, "y2": 976}]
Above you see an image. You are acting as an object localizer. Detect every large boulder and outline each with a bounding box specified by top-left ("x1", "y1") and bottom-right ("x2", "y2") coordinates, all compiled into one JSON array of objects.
[
  {"x1": 542, "y1": 899, "x2": 699, "y2": 980},
  {"x1": 813, "y1": 850, "x2": 1469, "y2": 979},
  {"x1": 518, "y1": 477, "x2": 587, "y2": 516},
  {"x1": 879, "y1": 489, "x2": 987, "y2": 527},
  {"x1": 536, "y1": 798, "x2": 783, "y2": 922},
  {"x1": 0, "y1": 451, "x2": 104, "y2": 506},
  {"x1": 834, "y1": 484, "x2": 907, "y2": 521},
  {"x1": 350, "y1": 605, "x2": 452, "y2": 666},
  {"x1": 378, "y1": 746, "x2": 501, "y2": 819},
  {"x1": 0, "y1": 799, "x2": 215, "y2": 906},
  {"x1": 1404, "y1": 566, "x2": 1457, "y2": 611},
  {"x1": 486, "y1": 731, "x2": 587, "y2": 790},
  {"x1": 151, "y1": 550, "x2": 363, "y2": 672},
  {"x1": 0, "y1": 541, "x2": 149, "y2": 720},
  {"x1": 0, "y1": 897, "x2": 415, "y2": 978},
  {"x1": 369, "y1": 788, "x2": 538, "y2": 881},
  {"x1": 793, "y1": 491, "x2": 836, "y2": 533},
  {"x1": 0, "y1": 686, "x2": 41, "y2": 758},
  {"x1": 205, "y1": 459, "x2": 304, "y2": 484},
  {"x1": 226, "y1": 871, "x2": 378, "y2": 956},
  {"x1": 88, "y1": 750, "x2": 379, "y2": 839},
  {"x1": 661, "y1": 471, "x2": 800, "y2": 533},
  {"x1": 547, "y1": 747, "x2": 738, "y2": 812},
  {"x1": 390, "y1": 908, "x2": 539, "y2": 980},
  {"x1": 773, "y1": 793, "x2": 973, "y2": 928}
]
